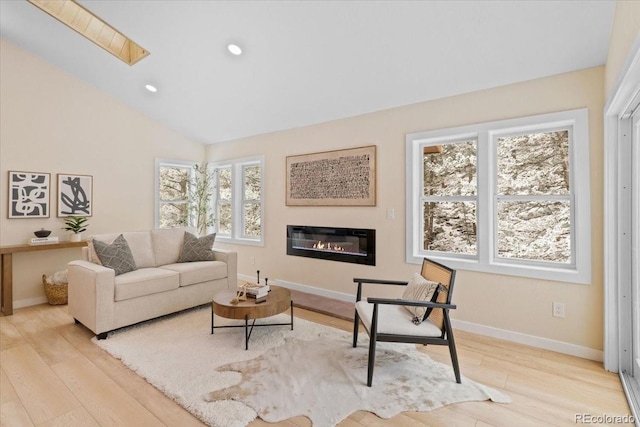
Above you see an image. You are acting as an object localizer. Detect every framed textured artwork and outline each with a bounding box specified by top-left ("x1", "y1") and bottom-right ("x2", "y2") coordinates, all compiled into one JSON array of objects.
[
  {"x1": 286, "y1": 145, "x2": 376, "y2": 206},
  {"x1": 8, "y1": 171, "x2": 51, "y2": 218},
  {"x1": 57, "y1": 173, "x2": 92, "y2": 217}
]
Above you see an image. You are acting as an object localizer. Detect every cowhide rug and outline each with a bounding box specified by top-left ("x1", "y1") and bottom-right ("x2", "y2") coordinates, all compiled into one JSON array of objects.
[
  {"x1": 206, "y1": 336, "x2": 509, "y2": 427},
  {"x1": 93, "y1": 306, "x2": 509, "y2": 427}
]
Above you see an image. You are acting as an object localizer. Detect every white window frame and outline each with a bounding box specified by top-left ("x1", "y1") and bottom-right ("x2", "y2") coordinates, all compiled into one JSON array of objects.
[
  {"x1": 406, "y1": 109, "x2": 591, "y2": 284},
  {"x1": 215, "y1": 165, "x2": 233, "y2": 238},
  {"x1": 211, "y1": 156, "x2": 264, "y2": 246},
  {"x1": 154, "y1": 158, "x2": 194, "y2": 229}
]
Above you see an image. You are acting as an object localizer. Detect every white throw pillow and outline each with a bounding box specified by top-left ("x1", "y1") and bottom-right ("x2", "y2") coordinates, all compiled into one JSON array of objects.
[{"x1": 401, "y1": 273, "x2": 439, "y2": 324}]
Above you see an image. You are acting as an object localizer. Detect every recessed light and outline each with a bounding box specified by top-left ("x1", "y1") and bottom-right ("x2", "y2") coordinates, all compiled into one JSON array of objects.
[
  {"x1": 145, "y1": 84, "x2": 157, "y2": 93},
  {"x1": 227, "y1": 44, "x2": 242, "y2": 56}
]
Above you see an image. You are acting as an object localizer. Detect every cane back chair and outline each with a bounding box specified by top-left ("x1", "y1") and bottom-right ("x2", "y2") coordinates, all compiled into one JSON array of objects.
[{"x1": 352, "y1": 257, "x2": 460, "y2": 387}]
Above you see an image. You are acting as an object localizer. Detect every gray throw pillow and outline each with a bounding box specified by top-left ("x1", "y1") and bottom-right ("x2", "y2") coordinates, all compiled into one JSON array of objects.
[
  {"x1": 178, "y1": 232, "x2": 216, "y2": 262},
  {"x1": 93, "y1": 234, "x2": 137, "y2": 276}
]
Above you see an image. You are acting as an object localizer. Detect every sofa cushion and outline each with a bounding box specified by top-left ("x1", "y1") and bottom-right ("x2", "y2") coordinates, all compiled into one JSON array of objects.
[
  {"x1": 92, "y1": 232, "x2": 156, "y2": 268},
  {"x1": 93, "y1": 234, "x2": 138, "y2": 276},
  {"x1": 121, "y1": 231, "x2": 156, "y2": 268},
  {"x1": 151, "y1": 227, "x2": 196, "y2": 266},
  {"x1": 178, "y1": 232, "x2": 216, "y2": 262},
  {"x1": 355, "y1": 300, "x2": 442, "y2": 337},
  {"x1": 114, "y1": 268, "x2": 180, "y2": 301},
  {"x1": 162, "y1": 261, "x2": 227, "y2": 287}
]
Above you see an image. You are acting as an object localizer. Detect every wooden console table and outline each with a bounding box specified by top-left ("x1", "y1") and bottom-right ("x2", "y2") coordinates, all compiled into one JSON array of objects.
[{"x1": 0, "y1": 241, "x2": 87, "y2": 315}]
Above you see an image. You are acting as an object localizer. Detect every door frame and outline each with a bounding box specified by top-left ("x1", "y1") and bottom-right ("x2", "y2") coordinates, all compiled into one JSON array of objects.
[
  {"x1": 604, "y1": 34, "x2": 640, "y2": 422},
  {"x1": 604, "y1": 34, "x2": 640, "y2": 373}
]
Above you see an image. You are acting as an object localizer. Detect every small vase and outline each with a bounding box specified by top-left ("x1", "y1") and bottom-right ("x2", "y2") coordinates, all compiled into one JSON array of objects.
[{"x1": 70, "y1": 233, "x2": 81, "y2": 242}]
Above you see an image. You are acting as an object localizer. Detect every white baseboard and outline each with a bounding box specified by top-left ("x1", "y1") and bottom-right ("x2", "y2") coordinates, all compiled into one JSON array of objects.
[
  {"x1": 452, "y1": 319, "x2": 603, "y2": 362},
  {"x1": 240, "y1": 274, "x2": 605, "y2": 362},
  {"x1": 14, "y1": 296, "x2": 48, "y2": 309}
]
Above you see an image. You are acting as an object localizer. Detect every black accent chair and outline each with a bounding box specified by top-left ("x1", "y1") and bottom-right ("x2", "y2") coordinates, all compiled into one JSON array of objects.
[{"x1": 353, "y1": 258, "x2": 461, "y2": 387}]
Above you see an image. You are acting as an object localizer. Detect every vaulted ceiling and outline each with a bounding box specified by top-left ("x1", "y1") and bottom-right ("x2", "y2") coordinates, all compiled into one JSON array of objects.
[{"x1": 0, "y1": 1, "x2": 615, "y2": 145}]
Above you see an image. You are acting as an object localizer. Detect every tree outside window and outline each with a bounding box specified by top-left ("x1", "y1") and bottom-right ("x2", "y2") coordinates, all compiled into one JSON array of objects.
[
  {"x1": 422, "y1": 141, "x2": 477, "y2": 255},
  {"x1": 406, "y1": 108, "x2": 590, "y2": 284},
  {"x1": 158, "y1": 164, "x2": 190, "y2": 229},
  {"x1": 243, "y1": 165, "x2": 261, "y2": 237},
  {"x1": 217, "y1": 167, "x2": 232, "y2": 236},
  {"x1": 496, "y1": 130, "x2": 571, "y2": 263},
  {"x1": 157, "y1": 161, "x2": 216, "y2": 235}
]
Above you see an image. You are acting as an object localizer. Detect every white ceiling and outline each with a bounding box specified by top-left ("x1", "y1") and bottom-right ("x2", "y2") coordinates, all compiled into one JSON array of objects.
[{"x1": 0, "y1": 0, "x2": 615, "y2": 145}]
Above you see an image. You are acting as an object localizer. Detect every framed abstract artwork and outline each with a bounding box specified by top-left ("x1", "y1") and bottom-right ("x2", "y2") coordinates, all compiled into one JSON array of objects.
[
  {"x1": 57, "y1": 174, "x2": 93, "y2": 217},
  {"x1": 8, "y1": 171, "x2": 51, "y2": 218},
  {"x1": 286, "y1": 145, "x2": 377, "y2": 206}
]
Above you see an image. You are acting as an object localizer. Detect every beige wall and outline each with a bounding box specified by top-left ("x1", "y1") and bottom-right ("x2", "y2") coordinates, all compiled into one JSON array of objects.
[
  {"x1": 0, "y1": 23, "x2": 613, "y2": 352},
  {"x1": 0, "y1": 39, "x2": 204, "y2": 306},
  {"x1": 208, "y1": 66, "x2": 605, "y2": 352},
  {"x1": 605, "y1": 0, "x2": 640, "y2": 98}
]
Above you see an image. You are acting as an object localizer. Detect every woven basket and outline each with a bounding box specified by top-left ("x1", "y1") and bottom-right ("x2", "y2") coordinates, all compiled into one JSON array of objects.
[{"x1": 42, "y1": 275, "x2": 68, "y2": 305}]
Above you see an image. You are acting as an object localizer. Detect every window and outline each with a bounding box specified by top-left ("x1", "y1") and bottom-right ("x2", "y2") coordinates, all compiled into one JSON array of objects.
[
  {"x1": 155, "y1": 159, "x2": 192, "y2": 229},
  {"x1": 217, "y1": 167, "x2": 232, "y2": 235},
  {"x1": 422, "y1": 140, "x2": 477, "y2": 256},
  {"x1": 406, "y1": 109, "x2": 591, "y2": 284},
  {"x1": 211, "y1": 156, "x2": 264, "y2": 245},
  {"x1": 242, "y1": 164, "x2": 262, "y2": 238},
  {"x1": 495, "y1": 129, "x2": 571, "y2": 264}
]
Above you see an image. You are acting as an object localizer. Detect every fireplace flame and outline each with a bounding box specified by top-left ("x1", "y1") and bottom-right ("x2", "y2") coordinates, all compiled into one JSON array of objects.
[{"x1": 312, "y1": 241, "x2": 346, "y2": 252}]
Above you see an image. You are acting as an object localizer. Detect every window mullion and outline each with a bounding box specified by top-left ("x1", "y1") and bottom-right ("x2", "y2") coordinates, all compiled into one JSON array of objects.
[
  {"x1": 478, "y1": 131, "x2": 491, "y2": 266},
  {"x1": 495, "y1": 194, "x2": 571, "y2": 202},
  {"x1": 232, "y1": 163, "x2": 243, "y2": 239},
  {"x1": 241, "y1": 164, "x2": 251, "y2": 239},
  {"x1": 422, "y1": 195, "x2": 476, "y2": 202}
]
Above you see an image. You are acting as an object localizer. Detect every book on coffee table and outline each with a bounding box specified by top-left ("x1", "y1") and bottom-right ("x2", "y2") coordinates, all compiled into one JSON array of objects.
[{"x1": 238, "y1": 283, "x2": 270, "y2": 298}]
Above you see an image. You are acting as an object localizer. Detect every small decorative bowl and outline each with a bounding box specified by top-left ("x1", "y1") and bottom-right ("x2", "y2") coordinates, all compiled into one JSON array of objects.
[{"x1": 34, "y1": 229, "x2": 51, "y2": 238}]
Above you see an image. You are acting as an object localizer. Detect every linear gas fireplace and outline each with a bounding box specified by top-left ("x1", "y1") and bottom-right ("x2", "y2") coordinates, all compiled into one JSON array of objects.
[{"x1": 287, "y1": 225, "x2": 376, "y2": 266}]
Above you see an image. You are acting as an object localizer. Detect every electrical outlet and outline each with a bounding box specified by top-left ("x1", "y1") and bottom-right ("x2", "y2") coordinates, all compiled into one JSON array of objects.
[
  {"x1": 250, "y1": 256, "x2": 255, "y2": 265},
  {"x1": 552, "y1": 302, "x2": 565, "y2": 318}
]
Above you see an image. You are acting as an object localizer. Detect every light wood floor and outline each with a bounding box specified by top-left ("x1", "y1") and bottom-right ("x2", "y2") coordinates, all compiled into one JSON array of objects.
[{"x1": 0, "y1": 303, "x2": 632, "y2": 427}]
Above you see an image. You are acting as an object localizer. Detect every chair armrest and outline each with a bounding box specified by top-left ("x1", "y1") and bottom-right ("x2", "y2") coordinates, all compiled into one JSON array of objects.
[
  {"x1": 353, "y1": 278, "x2": 408, "y2": 286},
  {"x1": 353, "y1": 278, "x2": 408, "y2": 302},
  {"x1": 366, "y1": 297, "x2": 456, "y2": 310}
]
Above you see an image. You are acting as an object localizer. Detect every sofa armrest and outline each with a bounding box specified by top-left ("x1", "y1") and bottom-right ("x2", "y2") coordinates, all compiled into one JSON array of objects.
[
  {"x1": 67, "y1": 260, "x2": 116, "y2": 335},
  {"x1": 213, "y1": 249, "x2": 237, "y2": 288}
]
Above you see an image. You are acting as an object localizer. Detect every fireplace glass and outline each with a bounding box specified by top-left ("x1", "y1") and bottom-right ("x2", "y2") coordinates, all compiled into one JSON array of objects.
[{"x1": 286, "y1": 225, "x2": 376, "y2": 266}]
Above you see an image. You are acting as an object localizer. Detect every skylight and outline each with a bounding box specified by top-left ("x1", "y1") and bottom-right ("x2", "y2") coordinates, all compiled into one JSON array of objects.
[{"x1": 28, "y1": 0, "x2": 149, "y2": 66}]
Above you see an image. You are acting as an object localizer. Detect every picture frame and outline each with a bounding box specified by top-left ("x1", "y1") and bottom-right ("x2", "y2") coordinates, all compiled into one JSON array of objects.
[
  {"x1": 286, "y1": 145, "x2": 376, "y2": 206},
  {"x1": 57, "y1": 173, "x2": 93, "y2": 217},
  {"x1": 8, "y1": 171, "x2": 51, "y2": 218}
]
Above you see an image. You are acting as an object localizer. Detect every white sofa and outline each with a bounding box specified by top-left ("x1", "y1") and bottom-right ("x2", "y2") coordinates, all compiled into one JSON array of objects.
[{"x1": 68, "y1": 228, "x2": 237, "y2": 339}]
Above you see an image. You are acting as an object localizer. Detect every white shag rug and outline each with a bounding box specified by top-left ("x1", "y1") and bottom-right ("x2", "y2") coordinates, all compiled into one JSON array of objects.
[{"x1": 93, "y1": 306, "x2": 509, "y2": 427}]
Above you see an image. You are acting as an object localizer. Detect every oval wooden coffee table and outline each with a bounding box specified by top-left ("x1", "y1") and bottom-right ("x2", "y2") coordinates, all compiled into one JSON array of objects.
[{"x1": 211, "y1": 285, "x2": 293, "y2": 350}]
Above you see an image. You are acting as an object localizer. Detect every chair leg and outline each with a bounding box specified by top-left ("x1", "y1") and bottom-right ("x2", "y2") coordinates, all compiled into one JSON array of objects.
[
  {"x1": 444, "y1": 313, "x2": 461, "y2": 384},
  {"x1": 448, "y1": 338, "x2": 461, "y2": 384},
  {"x1": 367, "y1": 336, "x2": 376, "y2": 387},
  {"x1": 353, "y1": 311, "x2": 360, "y2": 347}
]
